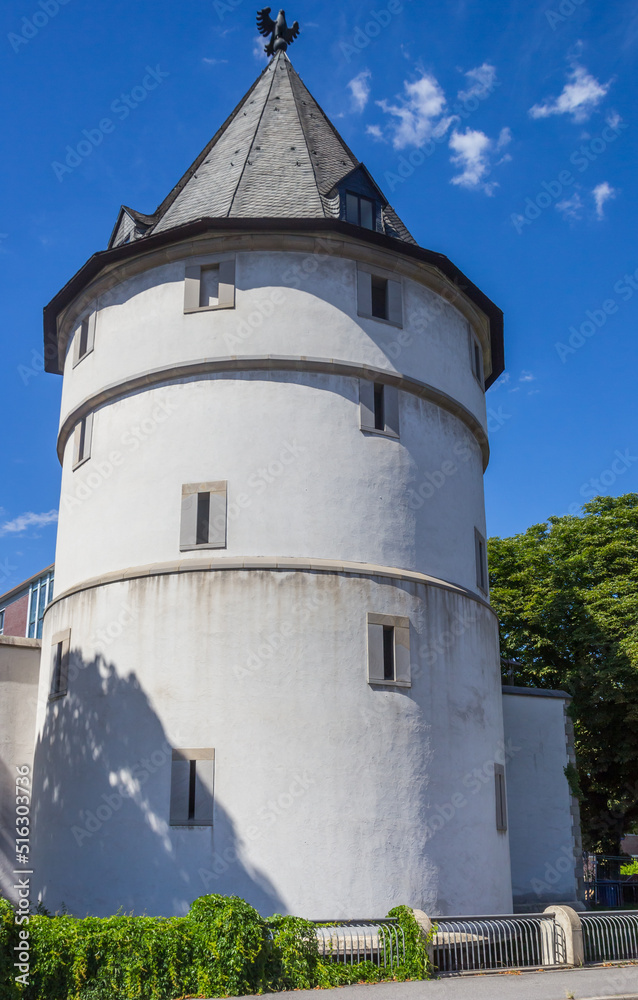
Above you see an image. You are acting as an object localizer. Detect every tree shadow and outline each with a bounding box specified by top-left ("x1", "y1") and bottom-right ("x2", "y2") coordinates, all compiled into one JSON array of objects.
[{"x1": 31, "y1": 651, "x2": 284, "y2": 917}]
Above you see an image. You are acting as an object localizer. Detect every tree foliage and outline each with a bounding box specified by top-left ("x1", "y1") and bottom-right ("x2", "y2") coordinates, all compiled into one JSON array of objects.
[{"x1": 488, "y1": 494, "x2": 638, "y2": 853}]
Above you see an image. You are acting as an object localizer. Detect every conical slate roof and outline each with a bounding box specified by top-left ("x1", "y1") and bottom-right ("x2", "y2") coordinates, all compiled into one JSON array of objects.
[{"x1": 108, "y1": 52, "x2": 415, "y2": 248}]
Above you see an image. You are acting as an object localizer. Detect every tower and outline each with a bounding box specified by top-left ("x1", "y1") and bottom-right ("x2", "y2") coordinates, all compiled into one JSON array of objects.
[{"x1": 33, "y1": 47, "x2": 510, "y2": 917}]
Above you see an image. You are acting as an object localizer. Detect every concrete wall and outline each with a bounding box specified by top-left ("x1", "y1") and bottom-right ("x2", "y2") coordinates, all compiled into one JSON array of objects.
[
  {"x1": 621, "y1": 834, "x2": 638, "y2": 856},
  {"x1": 32, "y1": 572, "x2": 512, "y2": 918},
  {"x1": 502, "y1": 687, "x2": 581, "y2": 910},
  {"x1": 57, "y1": 244, "x2": 489, "y2": 432},
  {"x1": 0, "y1": 637, "x2": 41, "y2": 903},
  {"x1": 54, "y1": 375, "x2": 486, "y2": 596}
]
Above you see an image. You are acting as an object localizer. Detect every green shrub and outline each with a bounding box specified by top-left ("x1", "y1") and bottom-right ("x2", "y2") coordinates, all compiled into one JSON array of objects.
[
  {"x1": 620, "y1": 859, "x2": 638, "y2": 876},
  {"x1": 387, "y1": 905, "x2": 433, "y2": 980},
  {"x1": 187, "y1": 894, "x2": 268, "y2": 997},
  {"x1": 265, "y1": 915, "x2": 319, "y2": 990},
  {"x1": 0, "y1": 894, "x2": 432, "y2": 999},
  {"x1": 0, "y1": 897, "x2": 20, "y2": 1000}
]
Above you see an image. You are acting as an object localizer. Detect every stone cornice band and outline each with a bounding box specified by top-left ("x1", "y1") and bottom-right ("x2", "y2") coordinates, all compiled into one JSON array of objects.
[
  {"x1": 45, "y1": 556, "x2": 496, "y2": 619},
  {"x1": 57, "y1": 355, "x2": 490, "y2": 469}
]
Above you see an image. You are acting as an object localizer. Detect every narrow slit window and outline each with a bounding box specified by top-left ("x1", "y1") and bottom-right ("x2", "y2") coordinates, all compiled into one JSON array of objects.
[
  {"x1": 188, "y1": 760, "x2": 197, "y2": 820},
  {"x1": 475, "y1": 528, "x2": 488, "y2": 593},
  {"x1": 73, "y1": 312, "x2": 96, "y2": 366},
  {"x1": 51, "y1": 643, "x2": 63, "y2": 694},
  {"x1": 495, "y1": 764, "x2": 507, "y2": 831},
  {"x1": 374, "y1": 383, "x2": 385, "y2": 430},
  {"x1": 371, "y1": 275, "x2": 388, "y2": 319},
  {"x1": 180, "y1": 482, "x2": 227, "y2": 550},
  {"x1": 469, "y1": 327, "x2": 484, "y2": 386},
  {"x1": 170, "y1": 749, "x2": 215, "y2": 826},
  {"x1": 184, "y1": 258, "x2": 236, "y2": 312},
  {"x1": 78, "y1": 320, "x2": 89, "y2": 358},
  {"x1": 73, "y1": 413, "x2": 93, "y2": 469},
  {"x1": 382, "y1": 626, "x2": 395, "y2": 680},
  {"x1": 199, "y1": 265, "x2": 220, "y2": 308},
  {"x1": 196, "y1": 492, "x2": 210, "y2": 545},
  {"x1": 50, "y1": 629, "x2": 70, "y2": 698},
  {"x1": 367, "y1": 614, "x2": 411, "y2": 687},
  {"x1": 359, "y1": 380, "x2": 400, "y2": 439}
]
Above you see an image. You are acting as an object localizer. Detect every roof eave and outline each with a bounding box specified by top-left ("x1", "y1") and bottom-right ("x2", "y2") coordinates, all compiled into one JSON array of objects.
[
  {"x1": 43, "y1": 218, "x2": 504, "y2": 384},
  {"x1": 0, "y1": 563, "x2": 54, "y2": 606}
]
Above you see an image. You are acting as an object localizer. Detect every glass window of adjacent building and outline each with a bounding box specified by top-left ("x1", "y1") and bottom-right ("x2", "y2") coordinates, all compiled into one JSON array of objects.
[{"x1": 27, "y1": 569, "x2": 54, "y2": 639}]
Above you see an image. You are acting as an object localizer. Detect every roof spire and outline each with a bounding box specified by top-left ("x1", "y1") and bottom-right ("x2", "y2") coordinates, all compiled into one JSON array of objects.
[{"x1": 256, "y1": 7, "x2": 300, "y2": 57}]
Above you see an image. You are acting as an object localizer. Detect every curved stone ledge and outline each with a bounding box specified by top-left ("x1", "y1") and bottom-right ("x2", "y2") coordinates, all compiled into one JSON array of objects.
[
  {"x1": 45, "y1": 556, "x2": 496, "y2": 618},
  {"x1": 56, "y1": 355, "x2": 490, "y2": 469}
]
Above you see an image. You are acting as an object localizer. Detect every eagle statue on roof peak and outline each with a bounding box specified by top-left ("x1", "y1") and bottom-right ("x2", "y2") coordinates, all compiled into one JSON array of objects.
[{"x1": 256, "y1": 8, "x2": 300, "y2": 57}]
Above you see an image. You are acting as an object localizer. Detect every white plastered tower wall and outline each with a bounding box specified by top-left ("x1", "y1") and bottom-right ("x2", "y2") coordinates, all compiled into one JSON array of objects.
[{"x1": 32, "y1": 51, "x2": 512, "y2": 917}]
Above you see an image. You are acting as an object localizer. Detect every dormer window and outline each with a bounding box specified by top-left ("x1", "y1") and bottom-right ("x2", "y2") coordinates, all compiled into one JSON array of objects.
[{"x1": 345, "y1": 192, "x2": 375, "y2": 230}]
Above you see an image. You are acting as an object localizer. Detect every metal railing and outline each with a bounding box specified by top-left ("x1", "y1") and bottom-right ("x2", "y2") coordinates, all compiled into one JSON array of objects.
[
  {"x1": 581, "y1": 911, "x2": 638, "y2": 963},
  {"x1": 432, "y1": 913, "x2": 566, "y2": 973},
  {"x1": 313, "y1": 919, "x2": 405, "y2": 969}
]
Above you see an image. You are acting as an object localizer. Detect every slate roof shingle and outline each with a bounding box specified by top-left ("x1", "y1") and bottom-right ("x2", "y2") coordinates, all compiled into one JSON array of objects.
[{"x1": 108, "y1": 52, "x2": 415, "y2": 247}]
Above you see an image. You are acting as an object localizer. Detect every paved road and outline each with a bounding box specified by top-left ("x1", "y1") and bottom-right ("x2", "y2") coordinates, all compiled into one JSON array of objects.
[{"x1": 227, "y1": 965, "x2": 638, "y2": 1000}]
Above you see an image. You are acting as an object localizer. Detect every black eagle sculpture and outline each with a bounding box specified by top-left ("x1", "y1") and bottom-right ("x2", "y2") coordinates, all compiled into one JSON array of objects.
[{"x1": 256, "y1": 8, "x2": 300, "y2": 56}]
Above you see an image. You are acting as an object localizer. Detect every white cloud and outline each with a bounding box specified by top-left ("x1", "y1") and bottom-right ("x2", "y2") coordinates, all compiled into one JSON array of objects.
[
  {"x1": 365, "y1": 124, "x2": 383, "y2": 141},
  {"x1": 529, "y1": 64, "x2": 610, "y2": 123},
  {"x1": 449, "y1": 129, "x2": 492, "y2": 190},
  {"x1": 592, "y1": 181, "x2": 616, "y2": 218},
  {"x1": 203, "y1": 57, "x2": 228, "y2": 66},
  {"x1": 377, "y1": 72, "x2": 453, "y2": 149},
  {"x1": 457, "y1": 63, "x2": 497, "y2": 103},
  {"x1": 252, "y1": 36, "x2": 268, "y2": 62},
  {"x1": 0, "y1": 510, "x2": 58, "y2": 535},
  {"x1": 449, "y1": 127, "x2": 511, "y2": 194},
  {"x1": 556, "y1": 192, "x2": 584, "y2": 220},
  {"x1": 496, "y1": 127, "x2": 512, "y2": 151},
  {"x1": 519, "y1": 371, "x2": 535, "y2": 382},
  {"x1": 347, "y1": 70, "x2": 371, "y2": 112}
]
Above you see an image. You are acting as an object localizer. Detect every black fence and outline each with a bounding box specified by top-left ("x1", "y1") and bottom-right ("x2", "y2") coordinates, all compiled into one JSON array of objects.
[{"x1": 583, "y1": 854, "x2": 638, "y2": 908}]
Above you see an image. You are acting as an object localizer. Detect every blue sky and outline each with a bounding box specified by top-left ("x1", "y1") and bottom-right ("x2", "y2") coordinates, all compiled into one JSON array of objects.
[{"x1": 1, "y1": 0, "x2": 637, "y2": 594}]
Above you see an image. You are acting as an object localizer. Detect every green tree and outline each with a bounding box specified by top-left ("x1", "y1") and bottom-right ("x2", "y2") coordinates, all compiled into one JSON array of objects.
[{"x1": 488, "y1": 494, "x2": 638, "y2": 854}]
